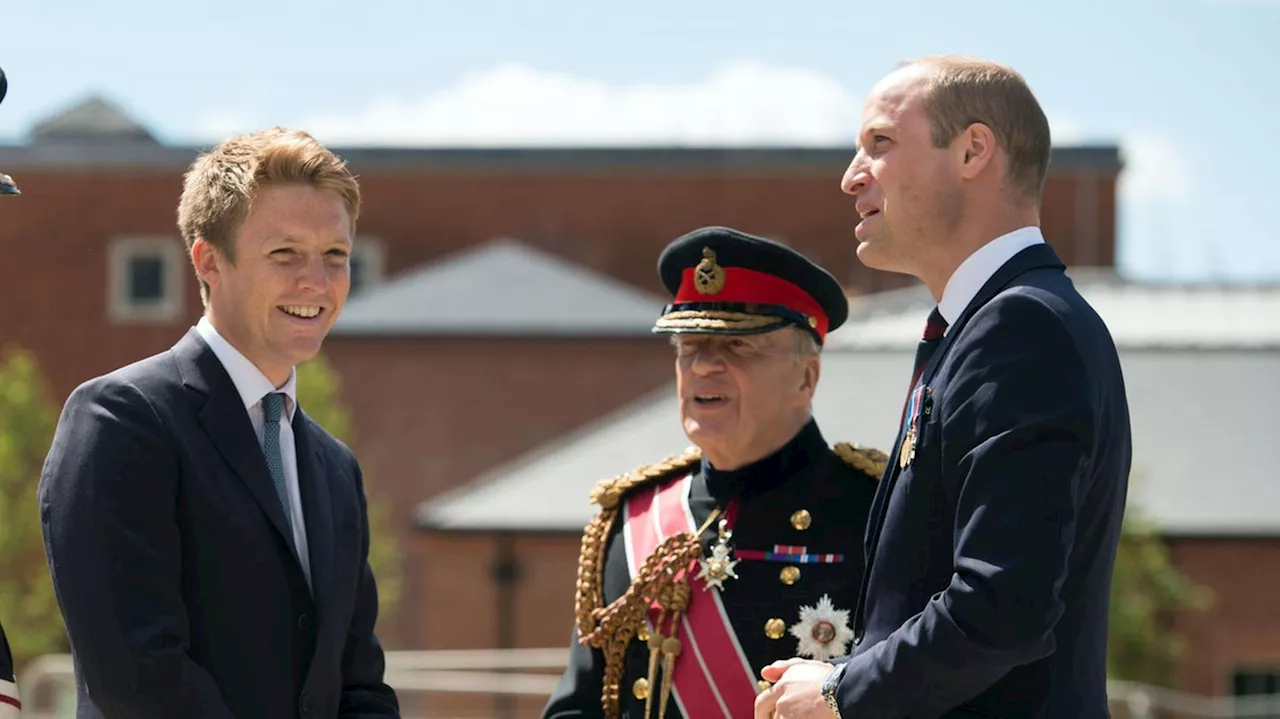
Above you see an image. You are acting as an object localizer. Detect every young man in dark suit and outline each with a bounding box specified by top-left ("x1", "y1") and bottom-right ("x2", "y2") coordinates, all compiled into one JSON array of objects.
[
  {"x1": 39, "y1": 128, "x2": 399, "y2": 718},
  {"x1": 758, "y1": 55, "x2": 1132, "y2": 718}
]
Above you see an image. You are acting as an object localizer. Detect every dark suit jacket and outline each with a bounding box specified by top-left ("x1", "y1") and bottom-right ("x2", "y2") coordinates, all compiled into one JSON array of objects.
[
  {"x1": 834, "y1": 243, "x2": 1132, "y2": 718},
  {"x1": 38, "y1": 329, "x2": 399, "y2": 719},
  {"x1": 543, "y1": 420, "x2": 881, "y2": 718}
]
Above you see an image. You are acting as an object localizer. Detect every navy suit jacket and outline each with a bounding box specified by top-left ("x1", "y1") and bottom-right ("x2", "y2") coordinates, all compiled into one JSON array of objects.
[
  {"x1": 835, "y1": 243, "x2": 1132, "y2": 718},
  {"x1": 38, "y1": 329, "x2": 399, "y2": 719}
]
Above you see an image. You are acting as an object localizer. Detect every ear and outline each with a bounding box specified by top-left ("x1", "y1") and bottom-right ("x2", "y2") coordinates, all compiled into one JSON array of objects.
[
  {"x1": 799, "y1": 355, "x2": 821, "y2": 397},
  {"x1": 191, "y1": 238, "x2": 223, "y2": 290},
  {"x1": 956, "y1": 122, "x2": 998, "y2": 181}
]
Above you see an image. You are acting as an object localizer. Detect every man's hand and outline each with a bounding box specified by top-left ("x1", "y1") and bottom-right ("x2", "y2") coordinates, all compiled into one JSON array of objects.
[{"x1": 754, "y1": 658, "x2": 837, "y2": 718}]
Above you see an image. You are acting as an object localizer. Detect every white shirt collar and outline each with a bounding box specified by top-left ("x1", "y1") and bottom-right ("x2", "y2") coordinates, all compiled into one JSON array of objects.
[
  {"x1": 195, "y1": 316, "x2": 297, "y2": 419},
  {"x1": 937, "y1": 226, "x2": 1045, "y2": 328}
]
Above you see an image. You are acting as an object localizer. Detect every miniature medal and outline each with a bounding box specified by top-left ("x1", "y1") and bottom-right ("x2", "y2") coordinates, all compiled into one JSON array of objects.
[{"x1": 899, "y1": 425, "x2": 916, "y2": 469}]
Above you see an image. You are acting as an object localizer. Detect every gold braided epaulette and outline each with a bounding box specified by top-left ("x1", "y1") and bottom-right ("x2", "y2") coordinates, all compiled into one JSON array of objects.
[
  {"x1": 833, "y1": 442, "x2": 889, "y2": 481},
  {"x1": 587, "y1": 446, "x2": 702, "y2": 510},
  {"x1": 574, "y1": 446, "x2": 705, "y2": 718}
]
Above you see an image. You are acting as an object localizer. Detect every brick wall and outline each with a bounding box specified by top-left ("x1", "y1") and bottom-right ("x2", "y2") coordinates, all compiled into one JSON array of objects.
[
  {"x1": 0, "y1": 164, "x2": 1117, "y2": 405},
  {"x1": 0, "y1": 157, "x2": 1121, "y2": 661},
  {"x1": 320, "y1": 336, "x2": 675, "y2": 645},
  {"x1": 1167, "y1": 537, "x2": 1280, "y2": 696}
]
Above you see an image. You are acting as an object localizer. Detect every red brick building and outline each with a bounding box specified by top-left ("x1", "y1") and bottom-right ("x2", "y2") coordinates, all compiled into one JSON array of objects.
[{"x1": 0, "y1": 97, "x2": 1129, "y2": 682}]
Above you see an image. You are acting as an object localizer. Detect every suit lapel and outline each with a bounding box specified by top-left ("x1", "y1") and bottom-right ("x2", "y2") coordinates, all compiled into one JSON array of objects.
[
  {"x1": 864, "y1": 243, "x2": 1068, "y2": 548},
  {"x1": 173, "y1": 329, "x2": 297, "y2": 556},
  {"x1": 920, "y1": 243, "x2": 1066, "y2": 390},
  {"x1": 294, "y1": 412, "x2": 335, "y2": 610}
]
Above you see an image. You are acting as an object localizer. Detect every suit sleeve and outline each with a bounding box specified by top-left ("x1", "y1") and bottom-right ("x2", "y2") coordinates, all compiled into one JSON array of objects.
[
  {"x1": 37, "y1": 378, "x2": 237, "y2": 719},
  {"x1": 540, "y1": 625, "x2": 606, "y2": 719},
  {"x1": 836, "y1": 291, "x2": 1095, "y2": 717},
  {"x1": 337, "y1": 458, "x2": 401, "y2": 718}
]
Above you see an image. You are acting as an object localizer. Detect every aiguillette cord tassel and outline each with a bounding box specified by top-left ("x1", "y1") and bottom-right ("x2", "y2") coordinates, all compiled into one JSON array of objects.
[{"x1": 644, "y1": 609, "x2": 666, "y2": 719}]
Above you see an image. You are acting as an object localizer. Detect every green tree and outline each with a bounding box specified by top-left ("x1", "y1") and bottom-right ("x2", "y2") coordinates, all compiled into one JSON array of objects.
[
  {"x1": 296, "y1": 353, "x2": 404, "y2": 635},
  {"x1": 0, "y1": 347, "x2": 68, "y2": 667},
  {"x1": 1108, "y1": 500, "x2": 1214, "y2": 687}
]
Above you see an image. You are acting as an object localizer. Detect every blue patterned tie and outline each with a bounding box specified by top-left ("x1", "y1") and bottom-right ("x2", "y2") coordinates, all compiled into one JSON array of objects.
[{"x1": 261, "y1": 392, "x2": 293, "y2": 535}]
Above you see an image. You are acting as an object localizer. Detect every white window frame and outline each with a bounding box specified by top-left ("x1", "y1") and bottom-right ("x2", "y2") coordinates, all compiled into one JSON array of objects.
[
  {"x1": 107, "y1": 236, "x2": 187, "y2": 324},
  {"x1": 350, "y1": 235, "x2": 386, "y2": 294}
]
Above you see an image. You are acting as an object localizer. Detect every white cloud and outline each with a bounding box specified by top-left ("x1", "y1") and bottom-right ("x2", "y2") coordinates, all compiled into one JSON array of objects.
[
  {"x1": 208, "y1": 62, "x2": 1189, "y2": 210},
  {"x1": 1045, "y1": 116, "x2": 1086, "y2": 144},
  {"x1": 1117, "y1": 133, "x2": 1190, "y2": 204},
  {"x1": 297, "y1": 61, "x2": 863, "y2": 147}
]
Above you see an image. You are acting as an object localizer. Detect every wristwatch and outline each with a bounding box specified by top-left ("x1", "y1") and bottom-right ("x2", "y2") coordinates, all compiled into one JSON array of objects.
[{"x1": 820, "y1": 662, "x2": 845, "y2": 717}]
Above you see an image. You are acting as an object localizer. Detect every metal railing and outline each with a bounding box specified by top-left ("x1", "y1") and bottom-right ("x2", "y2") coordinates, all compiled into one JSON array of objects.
[{"x1": 14, "y1": 650, "x2": 1280, "y2": 718}]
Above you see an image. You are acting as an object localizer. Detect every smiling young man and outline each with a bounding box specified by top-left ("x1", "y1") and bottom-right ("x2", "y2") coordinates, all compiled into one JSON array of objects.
[
  {"x1": 757, "y1": 56, "x2": 1131, "y2": 719},
  {"x1": 39, "y1": 128, "x2": 399, "y2": 719},
  {"x1": 541, "y1": 226, "x2": 888, "y2": 719}
]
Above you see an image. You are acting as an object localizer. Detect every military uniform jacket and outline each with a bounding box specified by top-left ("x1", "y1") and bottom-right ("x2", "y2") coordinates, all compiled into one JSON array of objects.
[{"x1": 542, "y1": 420, "x2": 884, "y2": 719}]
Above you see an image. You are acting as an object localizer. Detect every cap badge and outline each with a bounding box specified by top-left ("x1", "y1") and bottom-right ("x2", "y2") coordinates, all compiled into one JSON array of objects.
[{"x1": 693, "y1": 247, "x2": 726, "y2": 295}]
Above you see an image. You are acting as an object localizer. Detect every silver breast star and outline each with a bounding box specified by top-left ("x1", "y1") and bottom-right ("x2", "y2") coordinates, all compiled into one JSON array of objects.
[{"x1": 696, "y1": 542, "x2": 740, "y2": 591}]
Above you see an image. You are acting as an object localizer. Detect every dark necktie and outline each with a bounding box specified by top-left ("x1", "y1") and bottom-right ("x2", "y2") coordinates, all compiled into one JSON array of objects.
[
  {"x1": 262, "y1": 392, "x2": 293, "y2": 536},
  {"x1": 899, "y1": 307, "x2": 948, "y2": 425}
]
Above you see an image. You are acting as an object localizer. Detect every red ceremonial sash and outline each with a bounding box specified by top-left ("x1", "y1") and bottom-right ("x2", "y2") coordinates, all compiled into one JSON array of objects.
[{"x1": 622, "y1": 473, "x2": 759, "y2": 718}]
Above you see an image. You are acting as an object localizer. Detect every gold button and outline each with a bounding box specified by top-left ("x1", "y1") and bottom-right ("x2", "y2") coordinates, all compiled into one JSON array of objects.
[
  {"x1": 808, "y1": 316, "x2": 818, "y2": 328},
  {"x1": 765, "y1": 618, "x2": 786, "y2": 640},
  {"x1": 637, "y1": 625, "x2": 651, "y2": 642},
  {"x1": 779, "y1": 565, "x2": 801, "y2": 585},
  {"x1": 790, "y1": 509, "x2": 812, "y2": 531},
  {"x1": 633, "y1": 677, "x2": 650, "y2": 700},
  {"x1": 757, "y1": 679, "x2": 773, "y2": 691}
]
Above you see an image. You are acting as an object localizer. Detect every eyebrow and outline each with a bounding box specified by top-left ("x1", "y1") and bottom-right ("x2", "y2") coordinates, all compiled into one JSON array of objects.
[{"x1": 273, "y1": 235, "x2": 353, "y2": 247}]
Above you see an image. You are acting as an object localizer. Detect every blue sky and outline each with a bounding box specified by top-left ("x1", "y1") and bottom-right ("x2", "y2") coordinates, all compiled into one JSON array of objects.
[{"x1": 1, "y1": 0, "x2": 1276, "y2": 282}]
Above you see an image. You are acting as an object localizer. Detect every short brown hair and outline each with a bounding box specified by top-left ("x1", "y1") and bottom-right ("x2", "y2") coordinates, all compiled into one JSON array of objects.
[
  {"x1": 903, "y1": 55, "x2": 1051, "y2": 201},
  {"x1": 177, "y1": 127, "x2": 361, "y2": 301}
]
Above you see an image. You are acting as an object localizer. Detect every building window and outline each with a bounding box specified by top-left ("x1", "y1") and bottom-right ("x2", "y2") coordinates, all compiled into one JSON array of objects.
[
  {"x1": 350, "y1": 236, "x2": 386, "y2": 295},
  {"x1": 108, "y1": 236, "x2": 187, "y2": 324},
  {"x1": 1233, "y1": 667, "x2": 1280, "y2": 719}
]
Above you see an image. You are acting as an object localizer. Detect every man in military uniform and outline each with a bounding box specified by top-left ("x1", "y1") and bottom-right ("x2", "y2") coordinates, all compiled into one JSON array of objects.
[
  {"x1": 0, "y1": 64, "x2": 23, "y2": 719},
  {"x1": 542, "y1": 226, "x2": 887, "y2": 719}
]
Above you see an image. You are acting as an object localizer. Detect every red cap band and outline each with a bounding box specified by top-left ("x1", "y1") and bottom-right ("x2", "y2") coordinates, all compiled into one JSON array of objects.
[{"x1": 674, "y1": 266, "x2": 830, "y2": 339}]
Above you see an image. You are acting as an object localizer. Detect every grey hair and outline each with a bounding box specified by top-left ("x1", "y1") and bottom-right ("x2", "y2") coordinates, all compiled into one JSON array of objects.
[
  {"x1": 790, "y1": 326, "x2": 822, "y2": 359},
  {"x1": 666, "y1": 326, "x2": 821, "y2": 357}
]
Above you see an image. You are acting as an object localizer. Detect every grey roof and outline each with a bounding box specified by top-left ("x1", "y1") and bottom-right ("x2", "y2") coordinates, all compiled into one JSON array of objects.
[
  {"x1": 0, "y1": 99, "x2": 1121, "y2": 173},
  {"x1": 416, "y1": 277, "x2": 1280, "y2": 537},
  {"x1": 835, "y1": 269, "x2": 1280, "y2": 351},
  {"x1": 3, "y1": 96, "x2": 1122, "y2": 170},
  {"x1": 330, "y1": 238, "x2": 667, "y2": 337},
  {"x1": 28, "y1": 97, "x2": 158, "y2": 144}
]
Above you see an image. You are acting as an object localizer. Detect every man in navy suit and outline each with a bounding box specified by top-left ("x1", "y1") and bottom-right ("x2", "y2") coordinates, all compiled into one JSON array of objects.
[
  {"x1": 39, "y1": 128, "x2": 400, "y2": 718},
  {"x1": 757, "y1": 55, "x2": 1132, "y2": 718}
]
